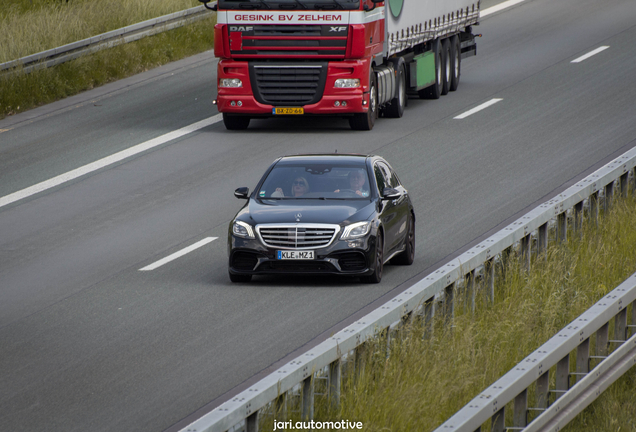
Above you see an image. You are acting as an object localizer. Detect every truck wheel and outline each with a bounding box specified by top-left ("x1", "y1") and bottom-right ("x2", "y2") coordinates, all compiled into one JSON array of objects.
[
  {"x1": 384, "y1": 63, "x2": 406, "y2": 118},
  {"x1": 441, "y1": 38, "x2": 451, "y2": 95},
  {"x1": 223, "y1": 114, "x2": 250, "y2": 130},
  {"x1": 450, "y1": 35, "x2": 461, "y2": 91},
  {"x1": 419, "y1": 38, "x2": 442, "y2": 100},
  {"x1": 350, "y1": 72, "x2": 378, "y2": 130}
]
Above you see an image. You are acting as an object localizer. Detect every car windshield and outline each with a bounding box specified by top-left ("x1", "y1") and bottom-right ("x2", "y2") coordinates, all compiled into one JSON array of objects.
[
  {"x1": 258, "y1": 163, "x2": 372, "y2": 200},
  {"x1": 217, "y1": 0, "x2": 359, "y2": 10}
]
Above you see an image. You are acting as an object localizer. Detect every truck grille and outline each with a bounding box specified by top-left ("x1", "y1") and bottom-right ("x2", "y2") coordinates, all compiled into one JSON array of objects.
[
  {"x1": 250, "y1": 64, "x2": 327, "y2": 106},
  {"x1": 230, "y1": 25, "x2": 348, "y2": 58},
  {"x1": 257, "y1": 224, "x2": 339, "y2": 249}
]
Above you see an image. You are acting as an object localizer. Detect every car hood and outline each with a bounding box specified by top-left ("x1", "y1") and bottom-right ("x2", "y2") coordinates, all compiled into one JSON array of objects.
[{"x1": 243, "y1": 198, "x2": 375, "y2": 226}]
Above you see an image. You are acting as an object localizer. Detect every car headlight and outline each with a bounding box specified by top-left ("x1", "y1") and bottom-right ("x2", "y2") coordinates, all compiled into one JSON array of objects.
[
  {"x1": 233, "y1": 221, "x2": 255, "y2": 238},
  {"x1": 220, "y1": 78, "x2": 243, "y2": 88},
  {"x1": 341, "y1": 221, "x2": 371, "y2": 240},
  {"x1": 334, "y1": 79, "x2": 360, "y2": 88}
]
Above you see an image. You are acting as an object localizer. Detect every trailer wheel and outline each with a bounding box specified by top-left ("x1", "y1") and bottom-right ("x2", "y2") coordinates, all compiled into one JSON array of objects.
[
  {"x1": 350, "y1": 72, "x2": 378, "y2": 130},
  {"x1": 419, "y1": 38, "x2": 442, "y2": 100},
  {"x1": 441, "y1": 38, "x2": 451, "y2": 95},
  {"x1": 384, "y1": 62, "x2": 406, "y2": 118},
  {"x1": 450, "y1": 35, "x2": 461, "y2": 91},
  {"x1": 223, "y1": 114, "x2": 250, "y2": 130}
]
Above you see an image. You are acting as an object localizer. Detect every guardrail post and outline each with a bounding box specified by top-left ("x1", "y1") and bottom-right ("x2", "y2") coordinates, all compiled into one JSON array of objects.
[
  {"x1": 538, "y1": 222, "x2": 548, "y2": 257},
  {"x1": 520, "y1": 235, "x2": 531, "y2": 269},
  {"x1": 424, "y1": 298, "x2": 435, "y2": 335},
  {"x1": 557, "y1": 212, "x2": 567, "y2": 243},
  {"x1": 589, "y1": 191, "x2": 599, "y2": 226},
  {"x1": 596, "y1": 323, "x2": 609, "y2": 357},
  {"x1": 631, "y1": 167, "x2": 636, "y2": 194},
  {"x1": 604, "y1": 181, "x2": 614, "y2": 213},
  {"x1": 620, "y1": 172, "x2": 629, "y2": 198},
  {"x1": 302, "y1": 376, "x2": 314, "y2": 421},
  {"x1": 573, "y1": 201, "x2": 583, "y2": 238},
  {"x1": 486, "y1": 258, "x2": 495, "y2": 304},
  {"x1": 444, "y1": 283, "x2": 455, "y2": 322},
  {"x1": 328, "y1": 359, "x2": 341, "y2": 410},
  {"x1": 491, "y1": 407, "x2": 505, "y2": 432},
  {"x1": 246, "y1": 411, "x2": 259, "y2": 432},
  {"x1": 576, "y1": 338, "x2": 590, "y2": 384},
  {"x1": 536, "y1": 371, "x2": 550, "y2": 410},
  {"x1": 513, "y1": 388, "x2": 528, "y2": 428},
  {"x1": 555, "y1": 355, "x2": 570, "y2": 400},
  {"x1": 615, "y1": 308, "x2": 628, "y2": 342},
  {"x1": 467, "y1": 270, "x2": 476, "y2": 314}
]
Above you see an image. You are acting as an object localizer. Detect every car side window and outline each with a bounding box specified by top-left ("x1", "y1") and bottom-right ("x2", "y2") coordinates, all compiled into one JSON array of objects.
[{"x1": 374, "y1": 162, "x2": 392, "y2": 192}]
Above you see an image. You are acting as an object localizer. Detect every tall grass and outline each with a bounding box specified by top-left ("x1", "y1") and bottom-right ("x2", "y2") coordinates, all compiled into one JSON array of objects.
[
  {"x1": 260, "y1": 193, "x2": 636, "y2": 431},
  {"x1": 0, "y1": 0, "x2": 203, "y2": 62},
  {"x1": 0, "y1": 1, "x2": 215, "y2": 119}
]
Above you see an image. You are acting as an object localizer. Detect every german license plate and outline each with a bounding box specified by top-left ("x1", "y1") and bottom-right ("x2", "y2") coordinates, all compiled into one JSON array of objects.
[
  {"x1": 277, "y1": 250, "x2": 314, "y2": 260},
  {"x1": 273, "y1": 107, "x2": 304, "y2": 115}
]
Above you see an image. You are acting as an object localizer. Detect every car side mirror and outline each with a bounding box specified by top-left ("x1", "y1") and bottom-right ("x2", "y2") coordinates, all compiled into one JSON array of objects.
[
  {"x1": 234, "y1": 187, "x2": 249, "y2": 199},
  {"x1": 198, "y1": 0, "x2": 218, "y2": 11},
  {"x1": 382, "y1": 187, "x2": 400, "y2": 200}
]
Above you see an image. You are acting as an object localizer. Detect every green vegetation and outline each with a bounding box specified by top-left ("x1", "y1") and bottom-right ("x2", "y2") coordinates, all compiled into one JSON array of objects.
[
  {"x1": 0, "y1": 0, "x2": 215, "y2": 119},
  {"x1": 261, "y1": 193, "x2": 636, "y2": 431}
]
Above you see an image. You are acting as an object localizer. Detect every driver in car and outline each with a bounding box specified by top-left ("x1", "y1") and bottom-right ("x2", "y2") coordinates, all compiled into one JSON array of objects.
[{"x1": 335, "y1": 169, "x2": 369, "y2": 197}]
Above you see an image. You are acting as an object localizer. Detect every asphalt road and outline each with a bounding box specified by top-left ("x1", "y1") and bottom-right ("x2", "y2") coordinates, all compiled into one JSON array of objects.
[{"x1": 1, "y1": 0, "x2": 635, "y2": 430}]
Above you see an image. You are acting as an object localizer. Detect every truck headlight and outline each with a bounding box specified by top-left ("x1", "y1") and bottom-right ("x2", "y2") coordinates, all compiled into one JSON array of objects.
[
  {"x1": 341, "y1": 221, "x2": 371, "y2": 239},
  {"x1": 220, "y1": 78, "x2": 243, "y2": 88},
  {"x1": 233, "y1": 221, "x2": 255, "y2": 238},
  {"x1": 334, "y1": 79, "x2": 360, "y2": 88}
]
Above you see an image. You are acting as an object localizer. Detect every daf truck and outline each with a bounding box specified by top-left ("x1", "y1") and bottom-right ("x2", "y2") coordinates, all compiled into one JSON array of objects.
[{"x1": 200, "y1": 0, "x2": 480, "y2": 130}]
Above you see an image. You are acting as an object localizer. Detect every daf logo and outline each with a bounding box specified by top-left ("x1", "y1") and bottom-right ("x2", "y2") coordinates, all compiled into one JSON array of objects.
[
  {"x1": 229, "y1": 26, "x2": 254, "y2": 32},
  {"x1": 295, "y1": 213, "x2": 303, "y2": 221},
  {"x1": 329, "y1": 26, "x2": 347, "y2": 32}
]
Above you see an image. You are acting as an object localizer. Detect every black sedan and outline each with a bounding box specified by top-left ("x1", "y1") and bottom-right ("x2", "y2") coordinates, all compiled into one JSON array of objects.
[{"x1": 228, "y1": 154, "x2": 415, "y2": 283}]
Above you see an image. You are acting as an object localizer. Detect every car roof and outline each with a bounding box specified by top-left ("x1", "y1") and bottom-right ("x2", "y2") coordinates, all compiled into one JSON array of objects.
[{"x1": 276, "y1": 154, "x2": 375, "y2": 165}]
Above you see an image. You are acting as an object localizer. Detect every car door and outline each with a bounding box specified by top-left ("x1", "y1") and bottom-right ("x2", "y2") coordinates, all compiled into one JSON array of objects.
[{"x1": 374, "y1": 161, "x2": 403, "y2": 256}]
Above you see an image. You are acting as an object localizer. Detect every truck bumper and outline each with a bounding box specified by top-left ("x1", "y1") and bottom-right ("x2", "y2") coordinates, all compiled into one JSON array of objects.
[{"x1": 216, "y1": 59, "x2": 370, "y2": 116}]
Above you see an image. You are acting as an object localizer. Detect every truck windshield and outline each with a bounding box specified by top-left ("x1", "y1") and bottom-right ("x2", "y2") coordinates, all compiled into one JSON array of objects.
[{"x1": 218, "y1": 0, "x2": 359, "y2": 10}]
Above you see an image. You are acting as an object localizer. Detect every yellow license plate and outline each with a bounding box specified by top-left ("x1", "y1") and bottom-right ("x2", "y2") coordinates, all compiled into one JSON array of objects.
[{"x1": 273, "y1": 107, "x2": 304, "y2": 115}]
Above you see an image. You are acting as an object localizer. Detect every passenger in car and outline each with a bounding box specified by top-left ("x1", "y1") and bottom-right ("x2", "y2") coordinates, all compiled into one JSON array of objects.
[{"x1": 272, "y1": 176, "x2": 310, "y2": 197}]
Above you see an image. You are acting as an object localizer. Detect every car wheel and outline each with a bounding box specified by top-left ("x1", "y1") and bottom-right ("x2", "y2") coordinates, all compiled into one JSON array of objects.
[
  {"x1": 361, "y1": 231, "x2": 383, "y2": 284},
  {"x1": 229, "y1": 271, "x2": 252, "y2": 283},
  {"x1": 384, "y1": 63, "x2": 406, "y2": 118},
  {"x1": 349, "y1": 72, "x2": 378, "y2": 131},
  {"x1": 392, "y1": 215, "x2": 415, "y2": 265}
]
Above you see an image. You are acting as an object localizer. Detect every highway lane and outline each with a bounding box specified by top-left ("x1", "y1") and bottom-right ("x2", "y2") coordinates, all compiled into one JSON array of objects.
[{"x1": 1, "y1": 0, "x2": 636, "y2": 430}]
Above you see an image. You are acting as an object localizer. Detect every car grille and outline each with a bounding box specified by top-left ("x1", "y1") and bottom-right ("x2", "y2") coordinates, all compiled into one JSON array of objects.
[
  {"x1": 230, "y1": 25, "x2": 348, "y2": 58},
  {"x1": 250, "y1": 64, "x2": 327, "y2": 106},
  {"x1": 257, "y1": 224, "x2": 339, "y2": 249}
]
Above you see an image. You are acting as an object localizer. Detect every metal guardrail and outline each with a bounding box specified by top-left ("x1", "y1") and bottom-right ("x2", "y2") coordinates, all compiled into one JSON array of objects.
[
  {"x1": 0, "y1": 6, "x2": 214, "y2": 75},
  {"x1": 436, "y1": 274, "x2": 636, "y2": 432},
  {"x1": 180, "y1": 143, "x2": 636, "y2": 432}
]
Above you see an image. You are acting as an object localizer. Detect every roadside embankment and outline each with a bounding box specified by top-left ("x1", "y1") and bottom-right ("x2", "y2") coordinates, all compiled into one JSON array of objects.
[
  {"x1": 0, "y1": 0, "x2": 215, "y2": 119},
  {"x1": 260, "y1": 193, "x2": 636, "y2": 432}
]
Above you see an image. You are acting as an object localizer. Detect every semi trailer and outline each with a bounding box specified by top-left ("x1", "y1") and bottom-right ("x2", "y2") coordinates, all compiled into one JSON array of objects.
[{"x1": 200, "y1": 0, "x2": 480, "y2": 130}]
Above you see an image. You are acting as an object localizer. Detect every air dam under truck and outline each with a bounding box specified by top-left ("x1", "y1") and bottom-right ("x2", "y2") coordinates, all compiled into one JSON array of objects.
[{"x1": 199, "y1": 0, "x2": 480, "y2": 130}]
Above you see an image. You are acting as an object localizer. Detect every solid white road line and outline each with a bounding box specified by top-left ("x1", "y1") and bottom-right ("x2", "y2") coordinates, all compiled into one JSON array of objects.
[
  {"x1": 481, "y1": 0, "x2": 526, "y2": 17},
  {"x1": 139, "y1": 237, "x2": 218, "y2": 271},
  {"x1": 454, "y1": 98, "x2": 503, "y2": 119},
  {"x1": 0, "y1": 114, "x2": 223, "y2": 210},
  {"x1": 571, "y1": 46, "x2": 610, "y2": 63}
]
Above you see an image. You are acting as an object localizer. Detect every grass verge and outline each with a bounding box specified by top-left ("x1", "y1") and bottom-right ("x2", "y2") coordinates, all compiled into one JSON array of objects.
[
  {"x1": 0, "y1": 0, "x2": 215, "y2": 120},
  {"x1": 259, "y1": 193, "x2": 636, "y2": 431}
]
